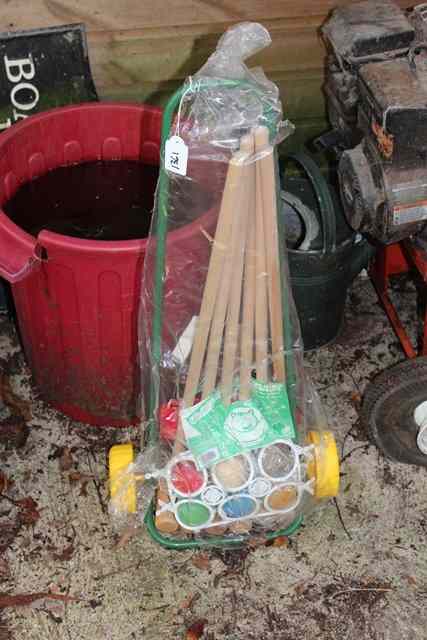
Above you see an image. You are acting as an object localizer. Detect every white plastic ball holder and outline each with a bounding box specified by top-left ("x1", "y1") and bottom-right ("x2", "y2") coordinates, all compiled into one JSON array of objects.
[{"x1": 157, "y1": 439, "x2": 317, "y2": 531}]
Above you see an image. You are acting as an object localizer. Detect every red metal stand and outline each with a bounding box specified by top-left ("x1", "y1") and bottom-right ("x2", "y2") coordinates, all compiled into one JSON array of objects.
[{"x1": 370, "y1": 240, "x2": 427, "y2": 359}]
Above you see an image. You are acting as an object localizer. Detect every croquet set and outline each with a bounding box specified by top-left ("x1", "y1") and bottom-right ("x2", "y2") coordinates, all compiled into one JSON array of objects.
[
  {"x1": 109, "y1": 23, "x2": 339, "y2": 548},
  {"x1": 2, "y1": 2, "x2": 427, "y2": 553}
]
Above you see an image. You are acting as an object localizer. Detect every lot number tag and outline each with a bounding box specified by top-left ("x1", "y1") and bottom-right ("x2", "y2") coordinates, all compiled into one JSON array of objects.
[{"x1": 165, "y1": 135, "x2": 188, "y2": 176}]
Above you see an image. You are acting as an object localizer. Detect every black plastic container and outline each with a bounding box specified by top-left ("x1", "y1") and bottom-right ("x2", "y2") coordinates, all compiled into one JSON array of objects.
[
  {"x1": 282, "y1": 153, "x2": 374, "y2": 350},
  {"x1": 0, "y1": 281, "x2": 7, "y2": 311}
]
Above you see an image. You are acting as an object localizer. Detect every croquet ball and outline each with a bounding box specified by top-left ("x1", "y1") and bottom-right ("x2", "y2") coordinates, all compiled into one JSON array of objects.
[
  {"x1": 220, "y1": 494, "x2": 258, "y2": 519},
  {"x1": 176, "y1": 500, "x2": 212, "y2": 528},
  {"x1": 201, "y1": 484, "x2": 225, "y2": 506},
  {"x1": 260, "y1": 441, "x2": 296, "y2": 480},
  {"x1": 213, "y1": 455, "x2": 251, "y2": 491},
  {"x1": 248, "y1": 477, "x2": 272, "y2": 498},
  {"x1": 170, "y1": 459, "x2": 205, "y2": 496},
  {"x1": 265, "y1": 484, "x2": 298, "y2": 511}
]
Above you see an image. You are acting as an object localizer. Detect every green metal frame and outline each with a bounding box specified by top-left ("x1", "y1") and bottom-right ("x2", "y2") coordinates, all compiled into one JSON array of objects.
[{"x1": 144, "y1": 78, "x2": 302, "y2": 548}]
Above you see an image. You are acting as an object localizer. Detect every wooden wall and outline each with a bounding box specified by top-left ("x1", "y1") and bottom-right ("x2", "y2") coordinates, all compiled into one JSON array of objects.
[{"x1": 2, "y1": 0, "x2": 414, "y2": 145}]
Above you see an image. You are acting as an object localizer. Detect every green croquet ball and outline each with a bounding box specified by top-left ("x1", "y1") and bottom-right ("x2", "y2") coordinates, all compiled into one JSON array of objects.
[{"x1": 177, "y1": 501, "x2": 211, "y2": 528}]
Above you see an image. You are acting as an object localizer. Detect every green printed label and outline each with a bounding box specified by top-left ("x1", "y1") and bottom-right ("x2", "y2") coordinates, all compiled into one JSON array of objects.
[
  {"x1": 181, "y1": 383, "x2": 295, "y2": 468},
  {"x1": 251, "y1": 380, "x2": 295, "y2": 440}
]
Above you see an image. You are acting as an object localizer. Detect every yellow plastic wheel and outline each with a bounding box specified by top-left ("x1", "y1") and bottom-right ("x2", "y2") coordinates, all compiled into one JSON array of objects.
[
  {"x1": 306, "y1": 431, "x2": 340, "y2": 499},
  {"x1": 109, "y1": 443, "x2": 136, "y2": 514}
]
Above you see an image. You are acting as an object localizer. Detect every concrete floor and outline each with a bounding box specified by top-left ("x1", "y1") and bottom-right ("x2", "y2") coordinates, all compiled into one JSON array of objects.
[{"x1": 1, "y1": 274, "x2": 426, "y2": 640}]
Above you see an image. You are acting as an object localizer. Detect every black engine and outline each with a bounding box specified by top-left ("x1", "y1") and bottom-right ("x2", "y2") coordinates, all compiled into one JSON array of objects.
[{"x1": 322, "y1": 0, "x2": 427, "y2": 244}]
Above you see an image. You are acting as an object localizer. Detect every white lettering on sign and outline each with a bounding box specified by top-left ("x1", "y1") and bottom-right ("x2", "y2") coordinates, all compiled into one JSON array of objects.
[
  {"x1": 12, "y1": 109, "x2": 27, "y2": 121},
  {"x1": 0, "y1": 117, "x2": 11, "y2": 131},
  {"x1": 4, "y1": 55, "x2": 35, "y2": 82},
  {"x1": 11, "y1": 82, "x2": 39, "y2": 111},
  {"x1": 2, "y1": 54, "x2": 39, "y2": 130}
]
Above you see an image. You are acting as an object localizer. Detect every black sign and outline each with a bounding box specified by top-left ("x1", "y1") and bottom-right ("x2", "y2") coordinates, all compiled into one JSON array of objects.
[{"x1": 0, "y1": 23, "x2": 97, "y2": 131}]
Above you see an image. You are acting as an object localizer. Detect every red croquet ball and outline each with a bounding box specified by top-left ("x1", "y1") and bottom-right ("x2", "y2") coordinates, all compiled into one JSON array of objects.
[{"x1": 171, "y1": 460, "x2": 204, "y2": 495}]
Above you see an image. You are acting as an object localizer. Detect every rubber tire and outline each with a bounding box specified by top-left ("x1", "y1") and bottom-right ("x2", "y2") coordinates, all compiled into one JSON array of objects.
[
  {"x1": 361, "y1": 358, "x2": 427, "y2": 468},
  {"x1": 280, "y1": 190, "x2": 320, "y2": 250}
]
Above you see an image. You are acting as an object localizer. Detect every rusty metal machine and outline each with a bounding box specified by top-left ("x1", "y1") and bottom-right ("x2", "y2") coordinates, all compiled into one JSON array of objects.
[
  {"x1": 320, "y1": 0, "x2": 427, "y2": 467},
  {"x1": 321, "y1": 0, "x2": 427, "y2": 244}
]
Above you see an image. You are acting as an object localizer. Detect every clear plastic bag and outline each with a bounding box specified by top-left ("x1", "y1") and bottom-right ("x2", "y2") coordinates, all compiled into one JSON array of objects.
[{"x1": 110, "y1": 22, "x2": 340, "y2": 544}]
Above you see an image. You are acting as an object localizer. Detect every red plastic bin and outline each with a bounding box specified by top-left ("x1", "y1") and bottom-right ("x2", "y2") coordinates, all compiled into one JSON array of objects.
[{"x1": 0, "y1": 103, "x2": 219, "y2": 426}]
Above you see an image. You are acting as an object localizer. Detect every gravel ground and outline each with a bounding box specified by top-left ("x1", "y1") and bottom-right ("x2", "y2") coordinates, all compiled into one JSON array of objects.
[{"x1": 0, "y1": 274, "x2": 426, "y2": 640}]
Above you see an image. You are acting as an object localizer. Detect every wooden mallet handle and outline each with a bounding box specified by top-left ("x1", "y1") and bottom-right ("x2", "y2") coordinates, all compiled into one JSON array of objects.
[
  {"x1": 220, "y1": 133, "x2": 254, "y2": 405},
  {"x1": 254, "y1": 126, "x2": 286, "y2": 383},
  {"x1": 239, "y1": 156, "x2": 256, "y2": 400},
  {"x1": 202, "y1": 141, "x2": 252, "y2": 402},
  {"x1": 174, "y1": 149, "x2": 249, "y2": 454},
  {"x1": 254, "y1": 135, "x2": 269, "y2": 383},
  {"x1": 181, "y1": 151, "x2": 245, "y2": 409}
]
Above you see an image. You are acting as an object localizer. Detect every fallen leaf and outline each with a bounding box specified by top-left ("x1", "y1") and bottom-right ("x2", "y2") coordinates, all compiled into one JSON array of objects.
[
  {"x1": 350, "y1": 391, "x2": 362, "y2": 411},
  {"x1": 53, "y1": 544, "x2": 74, "y2": 562},
  {"x1": 405, "y1": 575, "x2": 417, "y2": 586},
  {"x1": 16, "y1": 497, "x2": 40, "y2": 527},
  {"x1": 0, "y1": 592, "x2": 79, "y2": 608},
  {"x1": 247, "y1": 535, "x2": 268, "y2": 549},
  {"x1": 79, "y1": 480, "x2": 89, "y2": 497},
  {"x1": 228, "y1": 521, "x2": 251, "y2": 535},
  {"x1": 68, "y1": 471, "x2": 92, "y2": 486},
  {"x1": 40, "y1": 597, "x2": 65, "y2": 619},
  {"x1": 0, "y1": 557, "x2": 10, "y2": 579},
  {"x1": 0, "y1": 415, "x2": 29, "y2": 449},
  {"x1": 271, "y1": 536, "x2": 289, "y2": 548},
  {"x1": 68, "y1": 472, "x2": 92, "y2": 497},
  {"x1": 114, "y1": 525, "x2": 138, "y2": 549},
  {"x1": 185, "y1": 619, "x2": 208, "y2": 640},
  {"x1": 0, "y1": 471, "x2": 10, "y2": 494},
  {"x1": 0, "y1": 373, "x2": 31, "y2": 421},
  {"x1": 294, "y1": 581, "x2": 308, "y2": 596},
  {"x1": 19, "y1": 535, "x2": 32, "y2": 550},
  {"x1": 0, "y1": 523, "x2": 21, "y2": 555},
  {"x1": 68, "y1": 471, "x2": 82, "y2": 484},
  {"x1": 191, "y1": 552, "x2": 211, "y2": 571},
  {"x1": 59, "y1": 448, "x2": 74, "y2": 472},
  {"x1": 178, "y1": 593, "x2": 200, "y2": 611}
]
